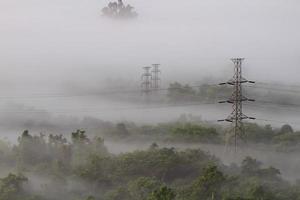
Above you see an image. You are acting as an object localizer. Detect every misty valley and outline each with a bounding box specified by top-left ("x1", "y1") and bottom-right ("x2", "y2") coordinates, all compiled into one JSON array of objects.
[
  {"x1": 1, "y1": 0, "x2": 300, "y2": 199},
  {"x1": 0, "y1": 76, "x2": 300, "y2": 200}
]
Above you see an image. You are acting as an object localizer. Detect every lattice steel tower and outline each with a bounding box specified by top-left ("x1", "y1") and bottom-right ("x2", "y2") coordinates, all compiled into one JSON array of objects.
[
  {"x1": 151, "y1": 64, "x2": 161, "y2": 90},
  {"x1": 218, "y1": 58, "x2": 256, "y2": 151},
  {"x1": 141, "y1": 66, "x2": 152, "y2": 95}
]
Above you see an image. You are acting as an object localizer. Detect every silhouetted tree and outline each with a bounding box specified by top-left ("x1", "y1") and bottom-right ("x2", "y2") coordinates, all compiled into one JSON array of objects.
[{"x1": 102, "y1": 0, "x2": 138, "y2": 19}]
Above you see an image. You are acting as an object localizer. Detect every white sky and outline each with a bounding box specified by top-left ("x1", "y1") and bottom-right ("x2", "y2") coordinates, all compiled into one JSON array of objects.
[{"x1": 0, "y1": 0, "x2": 299, "y2": 92}]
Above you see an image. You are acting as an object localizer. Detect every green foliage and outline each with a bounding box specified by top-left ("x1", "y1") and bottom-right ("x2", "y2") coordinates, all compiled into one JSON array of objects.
[
  {"x1": 167, "y1": 82, "x2": 231, "y2": 103},
  {"x1": 128, "y1": 177, "x2": 162, "y2": 200},
  {"x1": 171, "y1": 123, "x2": 220, "y2": 143},
  {"x1": 90, "y1": 119, "x2": 300, "y2": 151},
  {"x1": 76, "y1": 146, "x2": 218, "y2": 195},
  {"x1": 0, "y1": 139, "x2": 13, "y2": 166},
  {"x1": 116, "y1": 123, "x2": 130, "y2": 137},
  {"x1": 167, "y1": 82, "x2": 198, "y2": 102},
  {"x1": 104, "y1": 187, "x2": 131, "y2": 200},
  {"x1": 279, "y1": 124, "x2": 294, "y2": 135},
  {"x1": 72, "y1": 129, "x2": 90, "y2": 144},
  {"x1": 241, "y1": 157, "x2": 262, "y2": 176},
  {"x1": 272, "y1": 131, "x2": 300, "y2": 152},
  {"x1": 241, "y1": 157, "x2": 281, "y2": 181},
  {"x1": 147, "y1": 186, "x2": 176, "y2": 200},
  {"x1": 0, "y1": 125, "x2": 299, "y2": 200},
  {"x1": 86, "y1": 196, "x2": 96, "y2": 200},
  {"x1": 16, "y1": 130, "x2": 48, "y2": 168},
  {"x1": 245, "y1": 182, "x2": 276, "y2": 200},
  {"x1": 189, "y1": 165, "x2": 225, "y2": 200},
  {"x1": 0, "y1": 173, "x2": 39, "y2": 200},
  {"x1": 15, "y1": 130, "x2": 71, "y2": 171},
  {"x1": 244, "y1": 124, "x2": 274, "y2": 143},
  {"x1": 71, "y1": 130, "x2": 108, "y2": 166},
  {"x1": 76, "y1": 154, "x2": 115, "y2": 187}
]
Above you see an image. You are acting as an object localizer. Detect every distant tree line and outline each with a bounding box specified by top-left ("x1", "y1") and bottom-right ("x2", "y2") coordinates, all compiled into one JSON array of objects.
[{"x1": 99, "y1": 120, "x2": 300, "y2": 152}]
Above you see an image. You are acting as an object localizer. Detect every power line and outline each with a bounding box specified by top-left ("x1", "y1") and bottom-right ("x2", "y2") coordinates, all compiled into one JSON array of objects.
[
  {"x1": 0, "y1": 85, "x2": 219, "y2": 100},
  {"x1": 256, "y1": 81, "x2": 300, "y2": 89},
  {"x1": 0, "y1": 97, "x2": 297, "y2": 128},
  {"x1": 244, "y1": 98, "x2": 300, "y2": 109},
  {"x1": 0, "y1": 85, "x2": 299, "y2": 112},
  {"x1": 246, "y1": 85, "x2": 300, "y2": 94},
  {"x1": 255, "y1": 118, "x2": 293, "y2": 125},
  {"x1": 0, "y1": 102, "x2": 218, "y2": 114}
]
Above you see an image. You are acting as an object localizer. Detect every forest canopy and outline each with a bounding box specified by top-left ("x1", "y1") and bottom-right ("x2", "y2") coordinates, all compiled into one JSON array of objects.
[{"x1": 0, "y1": 122, "x2": 299, "y2": 199}]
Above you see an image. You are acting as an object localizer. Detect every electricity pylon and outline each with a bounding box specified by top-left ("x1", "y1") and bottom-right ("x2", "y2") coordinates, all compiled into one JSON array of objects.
[
  {"x1": 151, "y1": 64, "x2": 161, "y2": 90},
  {"x1": 218, "y1": 58, "x2": 256, "y2": 151},
  {"x1": 141, "y1": 66, "x2": 152, "y2": 95}
]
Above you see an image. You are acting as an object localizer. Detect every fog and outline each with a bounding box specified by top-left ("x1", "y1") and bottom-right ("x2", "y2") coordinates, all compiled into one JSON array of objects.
[
  {"x1": 0, "y1": 0, "x2": 300, "y2": 90},
  {"x1": 0, "y1": 0, "x2": 299, "y2": 125},
  {"x1": 0, "y1": 1, "x2": 300, "y2": 198}
]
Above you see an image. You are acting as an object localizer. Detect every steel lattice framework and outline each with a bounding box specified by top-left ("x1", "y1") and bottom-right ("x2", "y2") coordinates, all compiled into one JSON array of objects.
[
  {"x1": 141, "y1": 66, "x2": 152, "y2": 95},
  {"x1": 151, "y1": 64, "x2": 161, "y2": 90},
  {"x1": 218, "y1": 58, "x2": 256, "y2": 150}
]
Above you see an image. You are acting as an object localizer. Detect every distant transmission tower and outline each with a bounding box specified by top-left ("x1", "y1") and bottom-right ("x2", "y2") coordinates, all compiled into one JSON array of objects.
[
  {"x1": 141, "y1": 66, "x2": 152, "y2": 95},
  {"x1": 218, "y1": 58, "x2": 256, "y2": 151},
  {"x1": 151, "y1": 64, "x2": 161, "y2": 90}
]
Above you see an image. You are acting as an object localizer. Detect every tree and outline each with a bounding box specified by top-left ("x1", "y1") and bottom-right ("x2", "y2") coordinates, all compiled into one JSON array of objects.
[
  {"x1": 102, "y1": 0, "x2": 138, "y2": 19},
  {"x1": 48, "y1": 134, "x2": 71, "y2": 171},
  {"x1": 86, "y1": 196, "x2": 96, "y2": 200},
  {"x1": 16, "y1": 130, "x2": 48, "y2": 168},
  {"x1": 241, "y1": 157, "x2": 281, "y2": 181},
  {"x1": 0, "y1": 174, "x2": 30, "y2": 200},
  {"x1": 167, "y1": 82, "x2": 198, "y2": 102},
  {"x1": 280, "y1": 124, "x2": 294, "y2": 134},
  {"x1": 116, "y1": 123, "x2": 130, "y2": 137},
  {"x1": 241, "y1": 157, "x2": 262, "y2": 176},
  {"x1": 147, "y1": 186, "x2": 176, "y2": 200},
  {"x1": 71, "y1": 130, "x2": 108, "y2": 166},
  {"x1": 172, "y1": 123, "x2": 219, "y2": 143},
  {"x1": 244, "y1": 123, "x2": 274, "y2": 143},
  {"x1": 190, "y1": 165, "x2": 225, "y2": 200},
  {"x1": 128, "y1": 177, "x2": 162, "y2": 200},
  {"x1": 246, "y1": 183, "x2": 275, "y2": 200},
  {"x1": 72, "y1": 130, "x2": 90, "y2": 144},
  {"x1": 105, "y1": 187, "x2": 131, "y2": 200}
]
